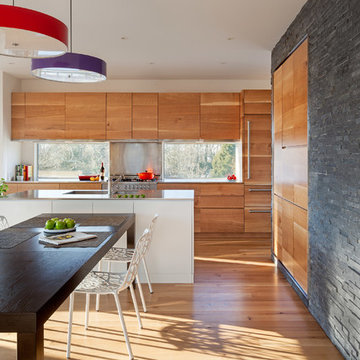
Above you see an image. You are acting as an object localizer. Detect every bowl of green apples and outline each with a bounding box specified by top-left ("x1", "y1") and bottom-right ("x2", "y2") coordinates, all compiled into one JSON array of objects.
[{"x1": 44, "y1": 217, "x2": 76, "y2": 234}]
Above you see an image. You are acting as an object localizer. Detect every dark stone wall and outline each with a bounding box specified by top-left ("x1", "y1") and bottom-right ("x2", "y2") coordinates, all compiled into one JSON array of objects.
[{"x1": 272, "y1": 1, "x2": 360, "y2": 359}]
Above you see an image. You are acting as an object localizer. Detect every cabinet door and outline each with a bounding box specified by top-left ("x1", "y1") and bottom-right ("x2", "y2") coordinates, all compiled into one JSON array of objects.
[
  {"x1": 243, "y1": 115, "x2": 272, "y2": 185},
  {"x1": 272, "y1": 195, "x2": 283, "y2": 259},
  {"x1": 281, "y1": 198, "x2": 294, "y2": 273},
  {"x1": 292, "y1": 205, "x2": 308, "y2": 292},
  {"x1": 245, "y1": 185, "x2": 271, "y2": 207},
  {"x1": 200, "y1": 208, "x2": 244, "y2": 232},
  {"x1": 25, "y1": 93, "x2": 65, "y2": 139},
  {"x1": 282, "y1": 40, "x2": 308, "y2": 147},
  {"x1": 11, "y1": 92, "x2": 25, "y2": 140},
  {"x1": 159, "y1": 93, "x2": 200, "y2": 139},
  {"x1": 106, "y1": 93, "x2": 132, "y2": 139},
  {"x1": 244, "y1": 208, "x2": 271, "y2": 233},
  {"x1": 273, "y1": 66, "x2": 283, "y2": 197},
  {"x1": 132, "y1": 93, "x2": 158, "y2": 139},
  {"x1": 200, "y1": 93, "x2": 240, "y2": 140},
  {"x1": 65, "y1": 93, "x2": 106, "y2": 140}
]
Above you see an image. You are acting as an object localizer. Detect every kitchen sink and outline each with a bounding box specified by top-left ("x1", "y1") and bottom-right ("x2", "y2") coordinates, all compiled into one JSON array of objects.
[{"x1": 65, "y1": 190, "x2": 108, "y2": 195}]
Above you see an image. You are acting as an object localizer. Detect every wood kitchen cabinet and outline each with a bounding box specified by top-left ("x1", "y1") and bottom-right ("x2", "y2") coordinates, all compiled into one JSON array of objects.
[
  {"x1": 242, "y1": 90, "x2": 272, "y2": 185},
  {"x1": 273, "y1": 195, "x2": 308, "y2": 292},
  {"x1": 106, "y1": 93, "x2": 132, "y2": 139},
  {"x1": 273, "y1": 38, "x2": 308, "y2": 293},
  {"x1": 25, "y1": 93, "x2": 66, "y2": 139},
  {"x1": 200, "y1": 93, "x2": 240, "y2": 140},
  {"x1": 11, "y1": 92, "x2": 25, "y2": 140},
  {"x1": 65, "y1": 93, "x2": 106, "y2": 140},
  {"x1": 282, "y1": 39, "x2": 308, "y2": 148},
  {"x1": 132, "y1": 93, "x2": 158, "y2": 139},
  {"x1": 244, "y1": 185, "x2": 271, "y2": 233},
  {"x1": 158, "y1": 93, "x2": 200, "y2": 139}
]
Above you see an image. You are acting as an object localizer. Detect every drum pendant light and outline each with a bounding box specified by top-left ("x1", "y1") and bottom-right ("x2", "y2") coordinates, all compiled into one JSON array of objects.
[
  {"x1": 0, "y1": 2, "x2": 68, "y2": 58},
  {"x1": 31, "y1": 0, "x2": 106, "y2": 83}
]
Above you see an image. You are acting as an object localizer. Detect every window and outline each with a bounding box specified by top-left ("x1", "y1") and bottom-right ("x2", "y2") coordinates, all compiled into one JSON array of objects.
[
  {"x1": 37, "y1": 143, "x2": 109, "y2": 180},
  {"x1": 163, "y1": 142, "x2": 241, "y2": 181}
]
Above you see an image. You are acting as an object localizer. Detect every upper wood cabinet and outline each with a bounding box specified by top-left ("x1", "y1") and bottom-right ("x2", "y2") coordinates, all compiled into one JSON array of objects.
[
  {"x1": 132, "y1": 93, "x2": 158, "y2": 139},
  {"x1": 11, "y1": 92, "x2": 25, "y2": 140},
  {"x1": 200, "y1": 93, "x2": 240, "y2": 140},
  {"x1": 281, "y1": 39, "x2": 308, "y2": 147},
  {"x1": 158, "y1": 93, "x2": 200, "y2": 139},
  {"x1": 106, "y1": 93, "x2": 132, "y2": 140},
  {"x1": 26, "y1": 93, "x2": 65, "y2": 139},
  {"x1": 65, "y1": 93, "x2": 106, "y2": 140}
]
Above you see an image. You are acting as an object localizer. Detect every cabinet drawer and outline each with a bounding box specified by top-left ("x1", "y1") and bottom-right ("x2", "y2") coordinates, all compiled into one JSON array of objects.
[
  {"x1": 244, "y1": 208, "x2": 271, "y2": 232},
  {"x1": 245, "y1": 185, "x2": 271, "y2": 207},
  {"x1": 17, "y1": 183, "x2": 60, "y2": 192},
  {"x1": 200, "y1": 208, "x2": 244, "y2": 232},
  {"x1": 199, "y1": 183, "x2": 244, "y2": 196},
  {"x1": 198, "y1": 195, "x2": 244, "y2": 209}
]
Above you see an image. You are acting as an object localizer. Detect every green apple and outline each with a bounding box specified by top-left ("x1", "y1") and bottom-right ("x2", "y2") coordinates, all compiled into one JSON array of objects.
[
  {"x1": 45, "y1": 219, "x2": 55, "y2": 230},
  {"x1": 141, "y1": 194, "x2": 146, "y2": 198},
  {"x1": 65, "y1": 218, "x2": 75, "y2": 228},
  {"x1": 55, "y1": 220, "x2": 66, "y2": 230},
  {"x1": 51, "y1": 217, "x2": 59, "y2": 222}
]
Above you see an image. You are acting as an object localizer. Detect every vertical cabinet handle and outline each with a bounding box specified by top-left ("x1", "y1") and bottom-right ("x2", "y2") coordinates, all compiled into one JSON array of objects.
[{"x1": 247, "y1": 120, "x2": 251, "y2": 179}]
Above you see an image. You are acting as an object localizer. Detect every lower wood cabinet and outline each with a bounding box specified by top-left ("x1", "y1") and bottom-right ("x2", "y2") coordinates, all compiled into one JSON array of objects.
[
  {"x1": 244, "y1": 208, "x2": 271, "y2": 232},
  {"x1": 200, "y1": 208, "x2": 244, "y2": 232},
  {"x1": 273, "y1": 194, "x2": 308, "y2": 292}
]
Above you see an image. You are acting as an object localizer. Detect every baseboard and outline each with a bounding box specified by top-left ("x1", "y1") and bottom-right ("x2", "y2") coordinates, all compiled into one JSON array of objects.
[{"x1": 271, "y1": 253, "x2": 309, "y2": 307}]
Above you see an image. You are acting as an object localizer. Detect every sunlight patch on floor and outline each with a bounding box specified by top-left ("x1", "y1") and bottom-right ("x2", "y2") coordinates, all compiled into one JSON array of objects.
[{"x1": 195, "y1": 256, "x2": 275, "y2": 267}]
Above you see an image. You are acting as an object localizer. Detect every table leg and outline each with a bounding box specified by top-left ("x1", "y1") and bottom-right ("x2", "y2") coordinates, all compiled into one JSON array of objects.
[
  {"x1": 17, "y1": 325, "x2": 44, "y2": 360},
  {"x1": 127, "y1": 221, "x2": 135, "y2": 249}
]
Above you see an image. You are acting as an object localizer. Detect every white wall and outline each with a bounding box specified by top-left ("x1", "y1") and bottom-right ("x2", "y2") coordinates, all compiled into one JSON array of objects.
[
  {"x1": 0, "y1": 72, "x2": 22, "y2": 180},
  {"x1": 21, "y1": 78, "x2": 270, "y2": 92}
]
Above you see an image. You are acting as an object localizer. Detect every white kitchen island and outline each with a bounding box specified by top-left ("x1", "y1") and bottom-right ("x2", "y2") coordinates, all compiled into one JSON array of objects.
[{"x1": 0, "y1": 189, "x2": 194, "y2": 283}]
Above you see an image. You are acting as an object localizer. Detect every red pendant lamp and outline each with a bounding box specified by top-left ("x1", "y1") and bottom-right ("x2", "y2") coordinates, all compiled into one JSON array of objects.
[{"x1": 0, "y1": 1, "x2": 68, "y2": 58}]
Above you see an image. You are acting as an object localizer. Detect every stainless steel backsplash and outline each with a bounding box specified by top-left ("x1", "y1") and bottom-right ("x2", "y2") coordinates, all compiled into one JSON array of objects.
[{"x1": 110, "y1": 142, "x2": 162, "y2": 176}]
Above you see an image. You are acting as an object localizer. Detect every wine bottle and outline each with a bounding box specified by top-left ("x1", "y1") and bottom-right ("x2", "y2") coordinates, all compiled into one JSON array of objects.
[{"x1": 100, "y1": 162, "x2": 105, "y2": 181}]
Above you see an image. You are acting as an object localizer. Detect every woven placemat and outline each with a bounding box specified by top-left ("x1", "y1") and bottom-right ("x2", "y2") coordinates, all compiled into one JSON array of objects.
[
  {"x1": 0, "y1": 228, "x2": 40, "y2": 249},
  {"x1": 77, "y1": 215, "x2": 128, "y2": 227},
  {"x1": 42, "y1": 232, "x2": 113, "y2": 248}
]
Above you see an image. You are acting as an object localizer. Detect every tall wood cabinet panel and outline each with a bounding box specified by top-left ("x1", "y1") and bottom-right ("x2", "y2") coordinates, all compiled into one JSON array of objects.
[
  {"x1": 272, "y1": 38, "x2": 308, "y2": 294},
  {"x1": 65, "y1": 93, "x2": 106, "y2": 140},
  {"x1": 106, "y1": 93, "x2": 132, "y2": 139},
  {"x1": 132, "y1": 93, "x2": 158, "y2": 139},
  {"x1": 200, "y1": 93, "x2": 240, "y2": 140},
  {"x1": 25, "y1": 93, "x2": 65, "y2": 139},
  {"x1": 158, "y1": 93, "x2": 200, "y2": 139},
  {"x1": 282, "y1": 39, "x2": 308, "y2": 148},
  {"x1": 11, "y1": 93, "x2": 25, "y2": 140}
]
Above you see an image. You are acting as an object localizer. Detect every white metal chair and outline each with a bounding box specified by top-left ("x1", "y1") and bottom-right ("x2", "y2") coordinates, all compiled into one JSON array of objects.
[
  {"x1": 67, "y1": 228, "x2": 150, "y2": 360},
  {"x1": 0, "y1": 216, "x2": 9, "y2": 230},
  {"x1": 95, "y1": 214, "x2": 159, "y2": 313}
]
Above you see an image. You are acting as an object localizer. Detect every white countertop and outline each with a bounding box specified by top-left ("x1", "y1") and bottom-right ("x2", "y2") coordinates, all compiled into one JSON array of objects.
[{"x1": 2, "y1": 189, "x2": 194, "y2": 201}]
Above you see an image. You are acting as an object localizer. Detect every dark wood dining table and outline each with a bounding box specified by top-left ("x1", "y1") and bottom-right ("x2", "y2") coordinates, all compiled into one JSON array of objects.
[{"x1": 0, "y1": 213, "x2": 135, "y2": 360}]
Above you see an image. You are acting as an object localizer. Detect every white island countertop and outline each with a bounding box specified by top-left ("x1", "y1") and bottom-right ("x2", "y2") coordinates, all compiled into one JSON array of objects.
[{"x1": 2, "y1": 189, "x2": 194, "y2": 201}]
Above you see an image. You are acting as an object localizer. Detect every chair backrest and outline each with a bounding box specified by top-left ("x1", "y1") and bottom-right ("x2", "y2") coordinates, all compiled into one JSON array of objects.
[
  {"x1": 0, "y1": 216, "x2": 9, "y2": 230},
  {"x1": 145, "y1": 214, "x2": 158, "y2": 251},
  {"x1": 121, "y1": 228, "x2": 150, "y2": 290}
]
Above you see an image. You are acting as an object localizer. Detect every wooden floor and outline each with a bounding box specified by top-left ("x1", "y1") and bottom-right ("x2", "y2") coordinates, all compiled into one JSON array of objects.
[{"x1": 0, "y1": 235, "x2": 343, "y2": 360}]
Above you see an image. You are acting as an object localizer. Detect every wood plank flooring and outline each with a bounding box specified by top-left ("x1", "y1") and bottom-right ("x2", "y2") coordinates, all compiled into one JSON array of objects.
[{"x1": 0, "y1": 235, "x2": 343, "y2": 359}]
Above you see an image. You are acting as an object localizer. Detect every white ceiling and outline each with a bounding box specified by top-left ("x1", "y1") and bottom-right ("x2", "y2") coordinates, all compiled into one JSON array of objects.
[{"x1": 0, "y1": 0, "x2": 306, "y2": 80}]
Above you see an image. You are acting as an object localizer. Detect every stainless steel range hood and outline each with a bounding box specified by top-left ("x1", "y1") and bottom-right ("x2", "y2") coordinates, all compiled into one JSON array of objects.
[{"x1": 110, "y1": 142, "x2": 162, "y2": 176}]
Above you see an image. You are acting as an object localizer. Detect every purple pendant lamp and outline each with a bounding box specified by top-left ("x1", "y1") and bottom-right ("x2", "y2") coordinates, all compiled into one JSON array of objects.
[{"x1": 30, "y1": 0, "x2": 106, "y2": 83}]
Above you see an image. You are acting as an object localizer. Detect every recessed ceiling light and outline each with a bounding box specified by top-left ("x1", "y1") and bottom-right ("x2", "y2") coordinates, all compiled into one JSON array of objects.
[
  {"x1": 220, "y1": 61, "x2": 227, "y2": 65},
  {"x1": 149, "y1": 62, "x2": 155, "y2": 65},
  {"x1": 227, "y1": 37, "x2": 235, "y2": 41},
  {"x1": 121, "y1": 36, "x2": 128, "y2": 40},
  {"x1": 8, "y1": 62, "x2": 15, "y2": 65}
]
